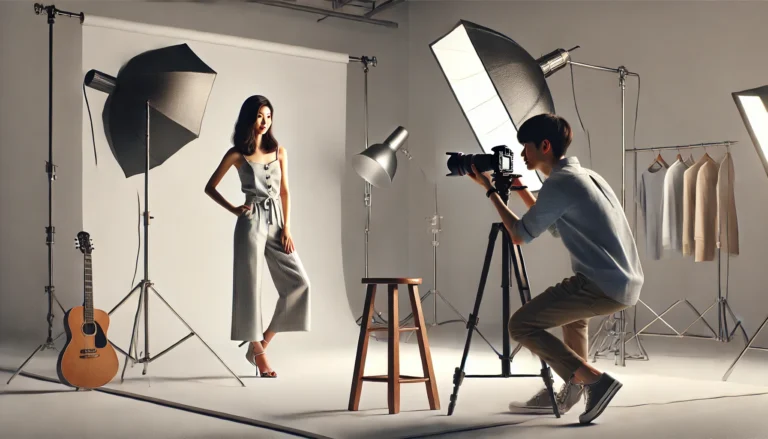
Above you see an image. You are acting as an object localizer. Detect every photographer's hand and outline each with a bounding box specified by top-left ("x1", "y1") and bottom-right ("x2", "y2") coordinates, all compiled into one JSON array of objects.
[{"x1": 468, "y1": 164, "x2": 493, "y2": 191}]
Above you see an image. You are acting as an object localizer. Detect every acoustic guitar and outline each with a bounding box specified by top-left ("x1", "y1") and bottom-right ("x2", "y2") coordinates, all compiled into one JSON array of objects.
[{"x1": 56, "y1": 231, "x2": 119, "y2": 388}]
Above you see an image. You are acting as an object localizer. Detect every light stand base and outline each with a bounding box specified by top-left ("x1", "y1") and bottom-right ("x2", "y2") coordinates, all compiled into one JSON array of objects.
[
  {"x1": 723, "y1": 315, "x2": 768, "y2": 381},
  {"x1": 6, "y1": 334, "x2": 65, "y2": 385},
  {"x1": 401, "y1": 288, "x2": 466, "y2": 343},
  {"x1": 109, "y1": 280, "x2": 245, "y2": 387}
]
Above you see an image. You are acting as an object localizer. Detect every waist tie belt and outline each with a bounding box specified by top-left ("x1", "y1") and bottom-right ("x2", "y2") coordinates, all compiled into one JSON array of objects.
[{"x1": 248, "y1": 196, "x2": 278, "y2": 225}]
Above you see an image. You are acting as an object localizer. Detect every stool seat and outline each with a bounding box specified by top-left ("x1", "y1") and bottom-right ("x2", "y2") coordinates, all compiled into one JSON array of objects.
[
  {"x1": 362, "y1": 277, "x2": 422, "y2": 285},
  {"x1": 348, "y1": 278, "x2": 439, "y2": 415}
]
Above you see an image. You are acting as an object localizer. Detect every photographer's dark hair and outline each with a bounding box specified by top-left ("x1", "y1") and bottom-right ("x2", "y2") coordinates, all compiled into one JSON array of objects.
[
  {"x1": 233, "y1": 95, "x2": 278, "y2": 155},
  {"x1": 517, "y1": 113, "x2": 573, "y2": 158}
]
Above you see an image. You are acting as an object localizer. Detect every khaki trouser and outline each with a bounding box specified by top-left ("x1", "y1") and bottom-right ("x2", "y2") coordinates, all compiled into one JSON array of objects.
[{"x1": 508, "y1": 273, "x2": 628, "y2": 382}]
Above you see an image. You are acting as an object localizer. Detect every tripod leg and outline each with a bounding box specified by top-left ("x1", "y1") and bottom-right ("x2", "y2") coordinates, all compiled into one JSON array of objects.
[
  {"x1": 6, "y1": 344, "x2": 44, "y2": 385},
  {"x1": 448, "y1": 223, "x2": 500, "y2": 416},
  {"x1": 121, "y1": 284, "x2": 144, "y2": 384},
  {"x1": 149, "y1": 286, "x2": 245, "y2": 387},
  {"x1": 108, "y1": 283, "x2": 144, "y2": 315}
]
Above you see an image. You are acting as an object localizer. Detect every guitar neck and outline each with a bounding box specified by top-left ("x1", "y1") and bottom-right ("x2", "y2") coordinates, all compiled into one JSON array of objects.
[{"x1": 84, "y1": 254, "x2": 94, "y2": 324}]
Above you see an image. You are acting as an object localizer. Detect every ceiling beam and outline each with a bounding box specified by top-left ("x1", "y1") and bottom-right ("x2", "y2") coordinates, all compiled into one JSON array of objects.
[
  {"x1": 249, "y1": 0, "x2": 399, "y2": 28},
  {"x1": 364, "y1": 0, "x2": 404, "y2": 18}
]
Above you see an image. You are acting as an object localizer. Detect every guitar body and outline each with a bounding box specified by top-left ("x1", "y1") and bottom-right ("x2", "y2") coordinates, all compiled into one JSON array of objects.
[{"x1": 57, "y1": 305, "x2": 119, "y2": 388}]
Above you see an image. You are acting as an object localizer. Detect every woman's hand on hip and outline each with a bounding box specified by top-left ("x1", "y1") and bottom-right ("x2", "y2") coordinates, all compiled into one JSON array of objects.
[
  {"x1": 282, "y1": 229, "x2": 295, "y2": 254},
  {"x1": 233, "y1": 205, "x2": 251, "y2": 217}
]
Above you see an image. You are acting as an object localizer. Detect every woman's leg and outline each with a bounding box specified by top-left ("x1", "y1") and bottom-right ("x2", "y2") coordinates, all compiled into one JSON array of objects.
[
  {"x1": 261, "y1": 330, "x2": 276, "y2": 349},
  {"x1": 250, "y1": 340, "x2": 275, "y2": 375}
]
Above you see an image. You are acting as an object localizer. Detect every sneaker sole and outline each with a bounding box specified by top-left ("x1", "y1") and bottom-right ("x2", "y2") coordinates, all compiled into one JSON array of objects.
[
  {"x1": 508, "y1": 406, "x2": 561, "y2": 415},
  {"x1": 578, "y1": 380, "x2": 622, "y2": 424}
]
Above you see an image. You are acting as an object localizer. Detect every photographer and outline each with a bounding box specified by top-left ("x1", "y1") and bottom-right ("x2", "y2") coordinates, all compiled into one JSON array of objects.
[{"x1": 467, "y1": 113, "x2": 644, "y2": 424}]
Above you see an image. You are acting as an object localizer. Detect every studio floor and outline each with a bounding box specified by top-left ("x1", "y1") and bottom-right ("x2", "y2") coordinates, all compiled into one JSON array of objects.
[{"x1": 2, "y1": 324, "x2": 768, "y2": 439}]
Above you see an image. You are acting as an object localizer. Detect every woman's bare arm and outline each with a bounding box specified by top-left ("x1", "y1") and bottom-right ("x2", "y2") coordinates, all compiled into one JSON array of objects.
[{"x1": 205, "y1": 148, "x2": 240, "y2": 215}]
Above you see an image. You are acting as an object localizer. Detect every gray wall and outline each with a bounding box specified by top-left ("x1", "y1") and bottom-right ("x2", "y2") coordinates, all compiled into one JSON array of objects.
[
  {"x1": 407, "y1": 1, "x2": 768, "y2": 341},
  {"x1": 0, "y1": 1, "x2": 410, "y2": 344},
  {"x1": 4, "y1": 0, "x2": 768, "y2": 351}
]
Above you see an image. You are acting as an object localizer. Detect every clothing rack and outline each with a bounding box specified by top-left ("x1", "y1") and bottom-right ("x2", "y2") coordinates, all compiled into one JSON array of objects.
[{"x1": 623, "y1": 140, "x2": 748, "y2": 348}]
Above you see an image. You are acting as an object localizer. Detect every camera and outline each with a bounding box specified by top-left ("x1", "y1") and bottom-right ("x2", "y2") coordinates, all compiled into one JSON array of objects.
[{"x1": 446, "y1": 145, "x2": 518, "y2": 177}]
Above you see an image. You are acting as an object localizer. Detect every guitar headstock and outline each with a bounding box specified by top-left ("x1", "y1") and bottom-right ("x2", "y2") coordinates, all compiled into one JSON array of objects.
[{"x1": 75, "y1": 231, "x2": 94, "y2": 254}]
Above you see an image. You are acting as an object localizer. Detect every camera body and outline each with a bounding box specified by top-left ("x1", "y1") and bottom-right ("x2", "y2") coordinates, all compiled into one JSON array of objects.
[{"x1": 446, "y1": 145, "x2": 519, "y2": 178}]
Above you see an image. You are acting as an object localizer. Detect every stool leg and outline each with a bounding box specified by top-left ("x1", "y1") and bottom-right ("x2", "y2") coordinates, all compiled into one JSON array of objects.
[
  {"x1": 408, "y1": 285, "x2": 440, "y2": 410},
  {"x1": 388, "y1": 284, "x2": 400, "y2": 415},
  {"x1": 349, "y1": 284, "x2": 376, "y2": 411}
]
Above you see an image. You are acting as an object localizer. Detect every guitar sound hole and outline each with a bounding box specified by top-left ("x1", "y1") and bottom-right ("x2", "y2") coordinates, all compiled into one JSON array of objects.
[{"x1": 82, "y1": 322, "x2": 97, "y2": 336}]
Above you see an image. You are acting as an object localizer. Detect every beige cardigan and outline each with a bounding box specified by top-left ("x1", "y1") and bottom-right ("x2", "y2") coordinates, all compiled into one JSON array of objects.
[
  {"x1": 682, "y1": 158, "x2": 706, "y2": 256},
  {"x1": 717, "y1": 152, "x2": 739, "y2": 255},
  {"x1": 694, "y1": 157, "x2": 719, "y2": 262}
]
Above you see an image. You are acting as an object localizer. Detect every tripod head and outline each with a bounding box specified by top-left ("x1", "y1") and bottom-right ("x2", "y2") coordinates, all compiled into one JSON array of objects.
[{"x1": 491, "y1": 171, "x2": 526, "y2": 204}]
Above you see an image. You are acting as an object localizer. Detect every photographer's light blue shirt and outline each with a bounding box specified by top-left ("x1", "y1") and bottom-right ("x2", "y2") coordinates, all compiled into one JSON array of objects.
[{"x1": 512, "y1": 157, "x2": 644, "y2": 306}]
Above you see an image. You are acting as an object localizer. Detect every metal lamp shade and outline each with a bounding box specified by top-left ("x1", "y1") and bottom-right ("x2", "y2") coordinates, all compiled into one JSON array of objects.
[
  {"x1": 97, "y1": 43, "x2": 216, "y2": 178},
  {"x1": 351, "y1": 126, "x2": 409, "y2": 188},
  {"x1": 430, "y1": 20, "x2": 557, "y2": 191},
  {"x1": 733, "y1": 85, "x2": 768, "y2": 178}
]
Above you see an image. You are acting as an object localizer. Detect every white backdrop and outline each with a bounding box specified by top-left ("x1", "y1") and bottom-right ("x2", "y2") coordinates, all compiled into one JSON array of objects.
[{"x1": 81, "y1": 16, "x2": 357, "y2": 360}]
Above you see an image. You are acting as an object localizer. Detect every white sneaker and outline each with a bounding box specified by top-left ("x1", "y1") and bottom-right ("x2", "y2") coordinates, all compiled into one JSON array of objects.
[
  {"x1": 508, "y1": 382, "x2": 584, "y2": 415},
  {"x1": 555, "y1": 382, "x2": 584, "y2": 414}
]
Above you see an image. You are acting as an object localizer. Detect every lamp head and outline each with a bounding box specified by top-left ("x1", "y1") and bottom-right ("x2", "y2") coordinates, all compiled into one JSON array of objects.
[
  {"x1": 733, "y1": 85, "x2": 768, "y2": 178},
  {"x1": 351, "y1": 126, "x2": 409, "y2": 188}
]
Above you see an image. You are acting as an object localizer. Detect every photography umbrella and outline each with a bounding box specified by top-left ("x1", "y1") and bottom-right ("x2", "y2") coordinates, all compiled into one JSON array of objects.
[
  {"x1": 86, "y1": 43, "x2": 217, "y2": 177},
  {"x1": 83, "y1": 44, "x2": 242, "y2": 386}
]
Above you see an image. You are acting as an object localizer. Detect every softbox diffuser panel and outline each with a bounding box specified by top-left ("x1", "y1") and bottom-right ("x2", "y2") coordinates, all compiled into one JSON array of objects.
[
  {"x1": 430, "y1": 20, "x2": 556, "y2": 191},
  {"x1": 733, "y1": 85, "x2": 768, "y2": 178}
]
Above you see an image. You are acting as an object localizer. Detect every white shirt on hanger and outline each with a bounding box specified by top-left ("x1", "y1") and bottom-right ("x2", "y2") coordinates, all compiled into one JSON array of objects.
[
  {"x1": 661, "y1": 158, "x2": 689, "y2": 253},
  {"x1": 637, "y1": 163, "x2": 668, "y2": 260}
]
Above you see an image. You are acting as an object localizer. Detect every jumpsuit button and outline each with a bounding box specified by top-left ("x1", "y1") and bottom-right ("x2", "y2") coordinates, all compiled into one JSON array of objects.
[
  {"x1": 264, "y1": 165, "x2": 269, "y2": 170},
  {"x1": 266, "y1": 175, "x2": 270, "y2": 179},
  {"x1": 267, "y1": 185, "x2": 272, "y2": 189}
]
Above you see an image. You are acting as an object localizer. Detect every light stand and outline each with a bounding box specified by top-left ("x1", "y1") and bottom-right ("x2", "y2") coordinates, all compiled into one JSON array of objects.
[
  {"x1": 106, "y1": 102, "x2": 244, "y2": 386},
  {"x1": 7, "y1": 4, "x2": 84, "y2": 385},
  {"x1": 566, "y1": 61, "x2": 648, "y2": 366},
  {"x1": 401, "y1": 183, "x2": 466, "y2": 335},
  {"x1": 349, "y1": 55, "x2": 390, "y2": 330}
]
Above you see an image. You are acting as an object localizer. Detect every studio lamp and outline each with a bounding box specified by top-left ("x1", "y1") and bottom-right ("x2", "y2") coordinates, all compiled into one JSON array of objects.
[
  {"x1": 429, "y1": 20, "x2": 574, "y2": 192},
  {"x1": 83, "y1": 44, "x2": 242, "y2": 386},
  {"x1": 733, "y1": 85, "x2": 768, "y2": 177},
  {"x1": 723, "y1": 84, "x2": 768, "y2": 382},
  {"x1": 350, "y1": 126, "x2": 410, "y2": 188}
]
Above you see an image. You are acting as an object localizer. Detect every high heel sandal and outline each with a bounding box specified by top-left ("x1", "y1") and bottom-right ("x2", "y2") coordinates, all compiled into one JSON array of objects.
[{"x1": 244, "y1": 345, "x2": 277, "y2": 378}]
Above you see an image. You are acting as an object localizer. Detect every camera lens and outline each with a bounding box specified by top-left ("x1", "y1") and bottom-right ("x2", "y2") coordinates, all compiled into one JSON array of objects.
[{"x1": 446, "y1": 152, "x2": 494, "y2": 176}]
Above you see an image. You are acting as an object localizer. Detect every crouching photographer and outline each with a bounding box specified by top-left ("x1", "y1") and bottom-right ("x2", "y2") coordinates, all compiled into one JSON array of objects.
[{"x1": 466, "y1": 113, "x2": 644, "y2": 424}]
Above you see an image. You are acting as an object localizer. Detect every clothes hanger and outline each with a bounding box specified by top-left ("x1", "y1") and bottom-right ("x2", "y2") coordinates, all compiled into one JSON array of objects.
[
  {"x1": 648, "y1": 149, "x2": 667, "y2": 170},
  {"x1": 676, "y1": 147, "x2": 682, "y2": 162}
]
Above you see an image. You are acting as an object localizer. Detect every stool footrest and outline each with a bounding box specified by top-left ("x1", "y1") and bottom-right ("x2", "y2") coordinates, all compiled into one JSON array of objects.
[
  {"x1": 368, "y1": 326, "x2": 419, "y2": 332},
  {"x1": 362, "y1": 375, "x2": 430, "y2": 384}
]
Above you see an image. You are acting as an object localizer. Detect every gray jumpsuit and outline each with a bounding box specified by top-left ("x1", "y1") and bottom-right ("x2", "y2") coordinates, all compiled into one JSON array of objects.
[{"x1": 231, "y1": 148, "x2": 310, "y2": 341}]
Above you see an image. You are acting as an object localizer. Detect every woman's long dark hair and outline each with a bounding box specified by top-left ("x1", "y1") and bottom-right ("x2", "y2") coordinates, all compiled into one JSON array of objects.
[{"x1": 232, "y1": 95, "x2": 278, "y2": 155}]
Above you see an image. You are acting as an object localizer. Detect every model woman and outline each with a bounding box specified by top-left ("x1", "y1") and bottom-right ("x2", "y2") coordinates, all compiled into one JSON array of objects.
[{"x1": 205, "y1": 95, "x2": 310, "y2": 377}]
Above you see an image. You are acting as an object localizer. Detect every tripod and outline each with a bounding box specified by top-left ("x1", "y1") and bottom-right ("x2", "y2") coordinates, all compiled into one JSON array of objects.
[
  {"x1": 447, "y1": 175, "x2": 559, "y2": 417},
  {"x1": 106, "y1": 102, "x2": 244, "y2": 386},
  {"x1": 7, "y1": 4, "x2": 84, "y2": 386}
]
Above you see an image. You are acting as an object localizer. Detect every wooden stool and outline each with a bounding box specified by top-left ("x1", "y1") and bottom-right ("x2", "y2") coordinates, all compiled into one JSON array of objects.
[{"x1": 348, "y1": 278, "x2": 440, "y2": 415}]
